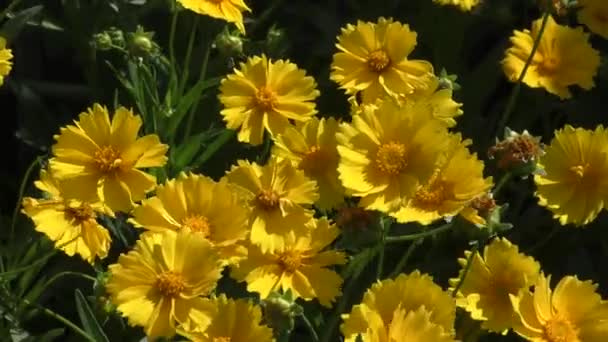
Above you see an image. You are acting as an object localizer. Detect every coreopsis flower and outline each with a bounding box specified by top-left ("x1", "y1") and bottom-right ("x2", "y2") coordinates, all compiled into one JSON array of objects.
[
  {"x1": 330, "y1": 17, "x2": 434, "y2": 103},
  {"x1": 449, "y1": 238, "x2": 540, "y2": 333},
  {"x1": 341, "y1": 271, "x2": 456, "y2": 340},
  {"x1": 0, "y1": 37, "x2": 13, "y2": 86},
  {"x1": 177, "y1": 0, "x2": 251, "y2": 34},
  {"x1": 510, "y1": 274, "x2": 608, "y2": 341},
  {"x1": 272, "y1": 117, "x2": 345, "y2": 210},
  {"x1": 578, "y1": 0, "x2": 608, "y2": 39},
  {"x1": 219, "y1": 55, "x2": 319, "y2": 145},
  {"x1": 224, "y1": 157, "x2": 318, "y2": 252},
  {"x1": 502, "y1": 15, "x2": 600, "y2": 99},
  {"x1": 106, "y1": 230, "x2": 223, "y2": 339},
  {"x1": 49, "y1": 104, "x2": 168, "y2": 213},
  {"x1": 345, "y1": 306, "x2": 456, "y2": 342},
  {"x1": 21, "y1": 170, "x2": 111, "y2": 263},
  {"x1": 178, "y1": 295, "x2": 274, "y2": 342},
  {"x1": 535, "y1": 125, "x2": 608, "y2": 226},
  {"x1": 398, "y1": 77, "x2": 463, "y2": 127},
  {"x1": 433, "y1": 0, "x2": 481, "y2": 11},
  {"x1": 393, "y1": 134, "x2": 493, "y2": 225},
  {"x1": 231, "y1": 217, "x2": 346, "y2": 307},
  {"x1": 336, "y1": 100, "x2": 450, "y2": 217},
  {"x1": 130, "y1": 173, "x2": 249, "y2": 265}
]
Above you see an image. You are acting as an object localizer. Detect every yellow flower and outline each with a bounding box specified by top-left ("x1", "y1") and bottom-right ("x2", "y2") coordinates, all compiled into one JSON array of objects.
[
  {"x1": 130, "y1": 173, "x2": 249, "y2": 265},
  {"x1": 330, "y1": 17, "x2": 434, "y2": 103},
  {"x1": 0, "y1": 37, "x2": 13, "y2": 86},
  {"x1": 393, "y1": 134, "x2": 493, "y2": 225},
  {"x1": 177, "y1": 0, "x2": 251, "y2": 34},
  {"x1": 272, "y1": 117, "x2": 345, "y2": 210},
  {"x1": 341, "y1": 271, "x2": 456, "y2": 340},
  {"x1": 510, "y1": 274, "x2": 608, "y2": 341},
  {"x1": 178, "y1": 294, "x2": 274, "y2": 342},
  {"x1": 534, "y1": 125, "x2": 608, "y2": 226},
  {"x1": 21, "y1": 170, "x2": 111, "y2": 264},
  {"x1": 433, "y1": 0, "x2": 481, "y2": 11},
  {"x1": 231, "y1": 217, "x2": 346, "y2": 307},
  {"x1": 106, "y1": 230, "x2": 223, "y2": 339},
  {"x1": 49, "y1": 104, "x2": 168, "y2": 213},
  {"x1": 398, "y1": 77, "x2": 463, "y2": 127},
  {"x1": 345, "y1": 305, "x2": 455, "y2": 342},
  {"x1": 449, "y1": 238, "x2": 540, "y2": 333},
  {"x1": 578, "y1": 0, "x2": 608, "y2": 39},
  {"x1": 502, "y1": 15, "x2": 600, "y2": 99},
  {"x1": 459, "y1": 193, "x2": 496, "y2": 227},
  {"x1": 336, "y1": 100, "x2": 450, "y2": 216},
  {"x1": 219, "y1": 55, "x2": 320, "y2": 145},
  {"x1": 224, "y1": 157, "x2": 318, "y2": 252}
]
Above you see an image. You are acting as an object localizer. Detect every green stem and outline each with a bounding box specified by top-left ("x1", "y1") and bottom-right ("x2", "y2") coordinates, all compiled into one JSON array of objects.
[
  {"x1": 320, "y1": 272, "x2": 358, "y2": 342},
  {"x1": 183, "y1": 40, "x2": 211, "y2": 140},
  {"x1": 376, "y1": 217, "x2": 393, "y2": 280},
  {"x1": 178, "y1": 17, "x2": 200, "y2": 97},
  {"x1": 388, "y1": 238, "x2": 423, "y2": 278},
  {"x1": 41, "y1": 272, "x2": 96, "y2": 293},
  {"x1": 11, "y1": 156, "x2": 42, "y2": 241},
  {"x1": 385, "y1": 223, "x2": 453, "y2": 243},
  {"x1": 22, "y1": 298, "x2": 95, "y2": 342},
  {"x1": 300, "y1": 314, "x2": 320, "y2": 342},
  {"x1": 168, "y1": 10, "x2": 178, "y2": 70},
  {"x1": 496, "y1": 8, "x2": 551, "y2": 135},
  {"x1": 0, "y1": 0, "x2": 25, "y2": 21},
  {"x1": 492, "y1": 172, "x2": 512, "y2": 196},
  {"x1": 527, "y1": 225, "x2": 561, "y2": 253},
  {"x1": 452, "y1": 243, "x2": 479, "y2": 297}
]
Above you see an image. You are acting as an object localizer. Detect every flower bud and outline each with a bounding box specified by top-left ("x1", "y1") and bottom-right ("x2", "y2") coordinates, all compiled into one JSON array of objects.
[
  {"x1": 127, "y1": 26, "x2": 158, "y2": 57},
  {"x1": 488, "y1": 128, "x2": 544, "y2": 176},
  {"x1": 93, "y1": 32, "x2": 113, "y2": 51},
  {"x1": 261, "y1": 291, "x2": 300, "y2": 339},
  {"x1": 214, "y1": 28, "x2": 244, "y2": 57}
]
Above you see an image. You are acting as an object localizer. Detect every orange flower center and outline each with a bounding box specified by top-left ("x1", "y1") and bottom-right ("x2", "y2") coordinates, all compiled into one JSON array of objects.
[
  {"x1": 367, "y1": 49, "x2": 391, "y2": 73},
  {"x1": 65, "y1": 201, "x2": 95, "y2": 222},
  {"x1": 569, "y1": 164, "x2": 589, "y2": 179},
  {"x1": 543, "y1": 315, "x2": 578, "y2": 342},
  {"x1": 595, "y1": 11, "x2": 608, "y2": 23},
  {"x1": 375, "y1": 142, "x2": 408, "y2": 176},
  {"x1": 256, "y1": 189, "x2": 281, "y2": 210},
  {"x1": 213, "y1": 338, "x2": 231, "y2": 342},
  {"x1": 299, "y1": 145, "x2": 328, "y2": 175},
  {"x1": 94, "y1": 146, "x2": 123, "y2": 173},
  {"x1": 182, "y1": 215, "x2": 211, "y2": 237},
  {"x1": 156, "y1": 271, "x2": 186, "y2": 297},
  {"x1": 278, "y1": 250, "x2": 302, "y2": 273},
  {"x1": 255, "y1": 86, "x2": 277, "y2": 112},
  {"x1": 538, "y1": 54, "x2": 560, "y2": 75}
]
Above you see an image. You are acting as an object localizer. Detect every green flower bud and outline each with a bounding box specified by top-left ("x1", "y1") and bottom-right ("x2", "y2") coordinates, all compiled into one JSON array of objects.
[
  {"x1": 214, "y1": 29, "x2": 244, "y2": 57},
  {"x1": 128, "y1": 26, "x2": 158, "y2": 57},
  {"x1": 93, "y1": 32, "x2": 113, "y2": 51}
]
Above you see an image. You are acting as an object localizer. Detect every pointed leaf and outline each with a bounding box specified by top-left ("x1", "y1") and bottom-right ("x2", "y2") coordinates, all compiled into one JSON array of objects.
[{"x1": 75, "y1": 289, "x2": 109, "y2": 342}]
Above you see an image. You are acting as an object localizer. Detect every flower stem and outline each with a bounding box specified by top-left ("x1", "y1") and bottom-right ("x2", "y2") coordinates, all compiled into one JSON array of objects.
[
  {"x1": 452, "y1": 243, "x2": 479, "y2": 297},
  {"x1": 168, "y1": 9, "x2": 178, "y2": 70},
  {"x1": 385, "y1": 222, "x2": 453, "y2": 243},
  {"x1": 496, "y1": 8, "x2": 551, "y2": 135},
  {"x1": 300, "y1": 313, "x2": 320, "y2": 342},
  {"x1": 22, "y1": 298, "x2": 95, "y2": 342},
  {"x1": 0, "y1": 0, "x2": 25, "y2": 21},
  {"x1": 492, "y1": 171, "x2": 512, "y2": 196},
  {"x1": 183, "y1": 39, "x2": 211, "y2": 140},
  {"x1": 11, "y1": 156, "x2": 42, "y2": 242},
  {"x1": 389, "y1": 238, "x2": 423, "y2": 278}
]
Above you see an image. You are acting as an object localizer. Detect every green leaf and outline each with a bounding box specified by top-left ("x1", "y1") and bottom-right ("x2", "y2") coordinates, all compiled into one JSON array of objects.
[
  {"x1": 340, "y1": 246, "x2": 379, "y2": 280},
  {"x1": 21, "y1": 328, "x2": 65, "y2": 342},
  {"x1": 170, "y1": 129, "x2": 221, "y2": 173},
  {"x1": 74, "y1": 289, "x2": 109, "y2": 342},
  {"x1": 166, "y1": 76, "x2": 221, "y2": 137},
  {"x1": 190, "y1": 129, "x2": 235, "y2": 169},
  {"x1": 1, "y1": 6, "x2": 43, "y2": 42}
]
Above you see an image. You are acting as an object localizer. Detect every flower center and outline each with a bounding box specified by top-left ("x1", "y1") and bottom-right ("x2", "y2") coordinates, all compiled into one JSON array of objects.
[
  {"x1": 569, "y1": 164, "x2": 589, "y2": 179},
  {"x1": 256, "y1": 189, "x2": 281, "y2": 210},
  {"x1": 181, "y1": 215, "x2": 211, "y2": 237},
  {"x1": 255, "y1": 86, "x2": 277, "y2": 112},
  {"x1": 538, "y1": 54, "x2": 560, "y2": 75},
  {"x1": 367, "y1": 49, "x2": 391, "y2": 73},
  {"x1": 213, "y1": 338, "x2": 231, "y2": 342},
  {"x1": 375, "y1": 142, "x2": 408, "y2": 176},
  {"x1": 94, "y1": 146, "x2": 122, "y2": 173},
  {"x1": 299, "y1": 146, "x2": 328, "y2": 174},
  {"x1": 413, "y1": 183, "x2": 448, "y2": 210},
  {"x1": 278, "y1": 250, "x2": 302, "y2": 273},
  {"x1": 543, "y1": 315, "x2": 578, "y2": 342},
  {"x1": 470, "y1": 194, "x2": 496, "y2": 216},
  {"x1": 156, "y1": 271, "x2": 186, "y2": 297},
  {"x1": 65, "y1": 201, "x2": 95, "y2": 222}
]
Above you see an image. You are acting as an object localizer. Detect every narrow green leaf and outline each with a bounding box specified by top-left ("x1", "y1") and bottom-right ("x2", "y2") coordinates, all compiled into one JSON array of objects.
[
  {"x1": 166, "y1": 76, "x2": 221, "y2": 137},
  {"x1": 0, "y1": 6, "x2": 43, "y2": 41},
  {"x1": 74, "y1": 289, "x2": 109, "y2": 342},
  {"x1": 171, "y1": 129, "x2": 221, "y2": 173},
  {"x1": 191, "y1": 129, "x2": 235, "y2": 169},
  {"x1": 340, "y1": 246, "x2": 379, "y2": 280}
]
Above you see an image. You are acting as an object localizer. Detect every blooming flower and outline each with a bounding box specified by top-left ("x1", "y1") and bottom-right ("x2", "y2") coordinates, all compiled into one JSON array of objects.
[
  {"x1": 272, "y1": 117, "x2": 345, "y2": 210},
  {"x1": 224, "y1": 157, "x2": 318, "y2": 252},
  {"x1": 49, "y1": 104, "x2": 168, "y2": 213},
  {"x1": 341, "y1": 271, "x2": 456, "y2": 340},
  {"x1": 219, "y1": 55, "x2": 320, "y2": 145},
  {"x1": 433, "y1": 0, "x2": 481, "y2": 11},
  {"x1": 21, "y1": 170, "x2": 111, "y2": 263},
  {"x1": 177, "y1": 0, "x2": 251, "y2": 34},
  {"x1": 510, "y1": 274, "x2": 608, "y2": 341},
  {"x1": 0, "y1": 37, "x2": 13, "y2": 86},
  {"x1": 178, "y1": 295, "x2": 274, "y2": 342},
  {"x1": 106, "y1": 230, "x2": 223, "y2": 339},
  {"x1": 578, "y1": 0, "x2": 608, "y2": 39},
  {"x1": 534, "y1": 125, "x2": 608, "y2": 226},
  {"x1": 393, "y1": 134, "x2": 493, "y2": 225},
  {"x1": 398, "y1": 77, "x2": 463, "y2": 127},
  {"x1": 330, "y1": 17, "x2": 434, "y2": 103},
  {"x1": 231, "y1": 217, "x2": 346, "y2": 307},
  {"x1": 449, "y1": 238, "x2": 540, "y2": 333},
  {"x1": 336, "y1": 100, "x2": 450, "y2": 217},
  {"x1": 502, "y1": 15, "x2": 600, "y2": 99},
  {"x1": 130, "y1": 173, "x2": 249, "y2": 265}
]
